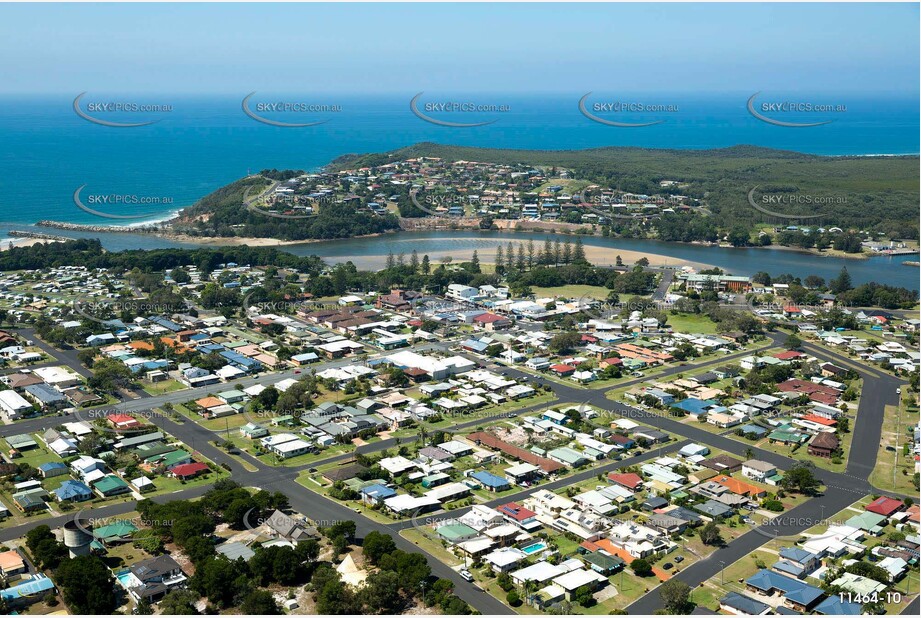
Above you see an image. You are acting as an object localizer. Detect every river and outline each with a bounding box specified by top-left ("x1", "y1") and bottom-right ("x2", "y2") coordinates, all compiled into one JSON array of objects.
[{"x1": 4, "y1": 225, "x2": 916, "y2": 292}]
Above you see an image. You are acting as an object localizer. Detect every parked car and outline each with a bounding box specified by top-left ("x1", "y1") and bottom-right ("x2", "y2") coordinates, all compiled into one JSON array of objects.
[{"x1": 459, "y1": 569, "x2": 474, "y2": 582}]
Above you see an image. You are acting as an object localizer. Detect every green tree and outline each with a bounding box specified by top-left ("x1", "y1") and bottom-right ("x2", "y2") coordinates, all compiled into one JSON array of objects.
[
  {"x1": 700, "y1": 521, "x2": 724, "y2": 546},
  {"x1": 159, "y1": 589, "x2": 202, "y2": 615},
  {"x1": 359, "y1": 570, "x2": 404, "y2": 613},
  {"x1": 362, "y1": 531, "x2": 397, "y2": 564},
  {"x1": 780, "y1": 462, "x2": 821, "y2": 495},
  {"x1": 241, "y1": 590, "x2": 282, "y2": 614},
  {"x1": 55, "y1": 556, "x2": 117, "y2": 614},
  {"x1": 631, "y1": 558, "x2": 653, "y2": 577},
  {"x1": 659, "y1": 579, "x2": 692, "y2": 613}
]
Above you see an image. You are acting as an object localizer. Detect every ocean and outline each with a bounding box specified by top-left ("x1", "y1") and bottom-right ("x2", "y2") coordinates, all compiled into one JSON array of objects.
[{"x1": 0, "y1": 92, "x2": 917, "y2": 230}]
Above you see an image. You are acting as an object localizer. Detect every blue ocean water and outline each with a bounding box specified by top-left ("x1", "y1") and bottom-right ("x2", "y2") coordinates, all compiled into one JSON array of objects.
[{"x1": 0, "y1": 92, "x2": 917, "y2": 227}]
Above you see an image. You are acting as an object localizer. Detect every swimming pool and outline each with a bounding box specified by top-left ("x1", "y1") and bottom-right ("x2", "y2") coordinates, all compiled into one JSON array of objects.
[
  {"x1": 520, "y1": 541, "x2": 548, "y2": 555},
  {"x1": 114, "y1": 570, "x2": 135, "y2": 589}
]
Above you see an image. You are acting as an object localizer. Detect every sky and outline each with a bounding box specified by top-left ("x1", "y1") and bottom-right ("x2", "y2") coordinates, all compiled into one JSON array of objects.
[{"x1": 0, "y1": 2, "x2": 918, "y2": 95}]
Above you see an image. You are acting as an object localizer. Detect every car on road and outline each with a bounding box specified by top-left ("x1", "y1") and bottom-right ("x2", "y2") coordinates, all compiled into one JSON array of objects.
[
  {"x1": 294, "y1": 370, "x2": 301, "y2": 374},
  {"x1": 459, "y1": 569, "x2": 474, "y2": 582},
  {"x1": 354, "y1": 507, "x2": 362, "y2": 513}
]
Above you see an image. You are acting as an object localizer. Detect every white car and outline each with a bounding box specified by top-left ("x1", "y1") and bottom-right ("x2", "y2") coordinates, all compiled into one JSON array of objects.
[{"x1": 459, "y1": 569, "x2": 474, "y2": 582}]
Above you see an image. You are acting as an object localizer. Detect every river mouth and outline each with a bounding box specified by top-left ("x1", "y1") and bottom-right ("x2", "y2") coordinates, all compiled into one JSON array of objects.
[
  {"x1": 278, "y1": 230, "x2": 919, "y2": 292},
  {"x1": 2, "y1": 224, "x2": 917, "y2": 292}
]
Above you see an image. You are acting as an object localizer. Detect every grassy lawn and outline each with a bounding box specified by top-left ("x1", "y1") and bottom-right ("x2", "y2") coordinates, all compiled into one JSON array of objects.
[
  {"x1": 665, "y1": 313, "x2": 721, "y2": 335},
  {"x1": 6, "y1": 440, "x2": 61, "y2": 469},
  {"x1": 141, "y1": 379, "x2": 188, "y2": 395},
  {"x1": 147, "y1": 468, "x2": 226, "y2": 496},
  {"x1": 531, "y1": 284, "x2": 617, "y2": 301},
  {"x1": 400, "y1": 527, "x2": 464, "y2": 567},
  {"x1": 870, "y1": 403, "x2": 920, "y2": 496}
]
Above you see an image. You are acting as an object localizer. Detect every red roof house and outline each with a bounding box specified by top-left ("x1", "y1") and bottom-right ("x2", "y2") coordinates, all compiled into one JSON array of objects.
[
  {"x1": 170, "y1": 463, "x2": 210, "y2": 480},
  {"x1": 866, "y1": 496, "x2": 905, "y2": 517},
  {"x1": 608, "y1": 472, "x2": 643, "y2": 491},
  {"x1": 497, "y1": 502, "x2": 537, "y2": 522},
  {"x1": 549, "y1": 364, "x2": 576, "y2": 376},
  {"x1": 106, "y1": 413, "x2": 141, "y2": 430}
]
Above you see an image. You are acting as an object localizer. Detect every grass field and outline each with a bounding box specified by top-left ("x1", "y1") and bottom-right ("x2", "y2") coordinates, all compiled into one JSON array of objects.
[
  {"x1": 531, "y1": 284, "x2": 613, "y2": 301},
  {"x1": 870, "y1": 403, "x2": 919, "y2": 496},
  {"x1": 664, "y1": 313, "x2": 721, "y2": 335}
]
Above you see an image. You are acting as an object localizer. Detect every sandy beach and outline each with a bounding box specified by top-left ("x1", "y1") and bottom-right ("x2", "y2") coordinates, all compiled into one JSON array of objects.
[
  {"x1": 151, "y1": 232, "x2": 713, "y2": 270},
  {"x1": 0, "y1": 237, "x2": 65, "y2": 252}
]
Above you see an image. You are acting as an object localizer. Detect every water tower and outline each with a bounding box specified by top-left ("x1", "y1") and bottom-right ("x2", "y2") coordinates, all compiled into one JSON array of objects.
[{"x1": 63, "y1": 519, "x2": 93, "y2": 558}]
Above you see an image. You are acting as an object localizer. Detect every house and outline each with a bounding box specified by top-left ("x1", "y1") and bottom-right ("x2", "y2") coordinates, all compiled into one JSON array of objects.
[
  {"x1": 240, "y1": 422, "x2": 269, "y2": 439},
  {"x1": 719, "y1": 591, "x2": 770, "y2": 615},
  {"x1": 830, "y1": 572, "x2": 887, "y2": 596},
  {"x1": 744, "y1": 569, "x2": 824, "y2": 612},
  {"x1": 484, "y1": 547, "x2": 528, "y2": 573},
  {"x1": 647, "y1": 513, "x2": 687, "y2": 534},
  {"x1": 435, "y1": 523, "x2": 479, "y2": 545},
  {"x1": 714, "y1": 475, "x2": 766, "y2": 498},
  {"x1": 0, "y1": 549, "x2": 26, "y2": 579},
  {"x1": 472, "y1": 313, "x2": 511, "y2": 331},
  {"x1": 772, "y1": 547, "x2": 820, "y2": 578},
  {"x1": 38, "y1": 461, "x2": 69, "y2": 478},
  {"x1": 549, "y1": 364, "x2": 576, "y2": 377},
  {"x1": 701, "y1": 454, "x2": 743, "y2": 473},
  {"x1": 808, "y1": 432, "x2": 839, "y2": 458},
  {"x1": 741, "y1": 459, "x2": 777, "y2": 482},
  {"x1": 608, "y1": 472, "x2": 643, "y2": 491},
  {"x1": 265, "y1": 509, "x2": 317, "y2": 543},
  {"x1": 93, "y1": 475, "x2": 131, "y2": 498},
  {"x1": 170, "y1": 462, "x2": 210, "y2": 480},
  {"x1": 813, "y1": 596, "x2": 862, "y2": 615},
  {"x1": 497, "y1": 502, "x2": 541, "y2": 530},
  {"x1": 94, "y1": 520, "x2": 140, "y2": 545},
  {"x1": 552, "y1": 568, "x2": 608, "y2": 601},
  {"x1": 121, "y1": 555, "x2": 188, "y2": 602},
  {"x1": 360, "y1": 483, "x2": 397, "y2": 506},
  {"x1": 866, "y1": 496, "x2": 904, "y2": 517},
  {"x1": 54, "y1": 480, "x2": 94, "y2": 503},
  {"x1": 0, "y1": 574, "x2": 56, "y2": 609},
  {"x1": 471, "y1": 470, "x2": 511, "y2": 492},
  {"x1": 0, "y1": 390, "x2": 33, "y2": 420}
]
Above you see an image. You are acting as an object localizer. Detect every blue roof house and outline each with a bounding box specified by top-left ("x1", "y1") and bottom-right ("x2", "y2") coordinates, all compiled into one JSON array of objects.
[{"x1": 54, "y1": 480, "x2": 94, "y2": 503}]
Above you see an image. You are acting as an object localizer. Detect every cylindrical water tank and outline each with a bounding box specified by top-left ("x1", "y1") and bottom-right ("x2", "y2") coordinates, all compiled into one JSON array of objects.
[{"x1": 63, "y1": 519, "x2": 93, "y2": 557}]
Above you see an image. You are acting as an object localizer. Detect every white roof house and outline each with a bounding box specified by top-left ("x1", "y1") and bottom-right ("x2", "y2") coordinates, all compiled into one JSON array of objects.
[
  {"x1": 379, "y1": 456, "x2": 417, "y2": 475},
  {"x1": 553, "y1": 568, "x2": 608, "y2": 592}
]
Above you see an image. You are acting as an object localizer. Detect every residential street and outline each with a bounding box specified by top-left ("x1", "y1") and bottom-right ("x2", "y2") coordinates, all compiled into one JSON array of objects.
[{"x1": 0, "y1": 326, "x2": 911, "y2": 615}]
